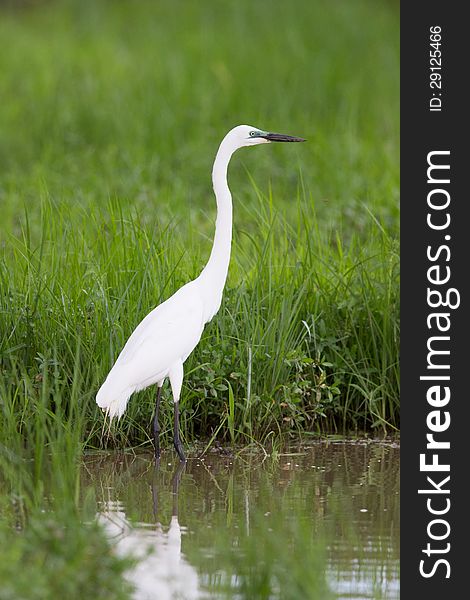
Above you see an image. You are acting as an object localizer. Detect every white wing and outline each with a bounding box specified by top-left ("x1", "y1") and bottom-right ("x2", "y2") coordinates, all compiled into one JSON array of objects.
[{"x1": 96, "y1": 280, "x2": 205, "y2": 417}]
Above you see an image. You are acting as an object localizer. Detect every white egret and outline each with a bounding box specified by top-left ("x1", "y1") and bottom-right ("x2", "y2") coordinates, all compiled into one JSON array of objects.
[{"x1": 96, "y1": 124, "x2": 305, "y2": 461}]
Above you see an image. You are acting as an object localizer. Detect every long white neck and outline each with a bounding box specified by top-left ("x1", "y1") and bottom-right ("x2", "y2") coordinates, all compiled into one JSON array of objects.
[{"x1": 199, "y1": 137, "x2": 235, "y2": 305}]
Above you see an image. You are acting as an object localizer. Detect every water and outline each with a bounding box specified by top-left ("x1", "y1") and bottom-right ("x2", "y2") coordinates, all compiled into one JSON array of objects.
[{"x1": 82, "y1": 440, "x2": 399, "y2": 599}]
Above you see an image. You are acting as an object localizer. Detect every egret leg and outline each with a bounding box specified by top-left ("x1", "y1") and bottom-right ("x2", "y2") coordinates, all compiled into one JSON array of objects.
[
  {"x1": 173, "y1": 401, "x2": 186, "y2": 462},
  {"x1": 153, "y1": 385, "x2": 162, "y2": 459},
  {"x1": 169, "y1": 361, "x2": 186, "y2": 463}
]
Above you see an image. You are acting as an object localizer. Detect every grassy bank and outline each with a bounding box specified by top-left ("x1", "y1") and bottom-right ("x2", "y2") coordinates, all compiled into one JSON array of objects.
[
  {"x1": 1, "y1": 195, "x2": 399, "y2": 451},
  {"x1": 1, "y1": 0, "x2": 399, "y2": 450}
]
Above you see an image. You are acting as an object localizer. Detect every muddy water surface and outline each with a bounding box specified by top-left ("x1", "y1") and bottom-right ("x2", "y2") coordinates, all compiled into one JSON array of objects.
[{"x1": 82, "y1": 440, "x2": 399, "y2": 599}]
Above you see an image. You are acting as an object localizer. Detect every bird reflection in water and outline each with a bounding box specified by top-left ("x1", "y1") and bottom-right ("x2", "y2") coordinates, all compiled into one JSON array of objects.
[{"x1": 97, "y1": 461, "x2": 200, "y2": 600}]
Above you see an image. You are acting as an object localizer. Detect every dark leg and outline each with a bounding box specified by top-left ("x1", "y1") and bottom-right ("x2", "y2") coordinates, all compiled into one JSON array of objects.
[
  {"x1": 173, "y1": 401, "x2": 186, "y2": 462},
  {"x1": 153, "y1": 385, "x2": 162, "y2": 460}
]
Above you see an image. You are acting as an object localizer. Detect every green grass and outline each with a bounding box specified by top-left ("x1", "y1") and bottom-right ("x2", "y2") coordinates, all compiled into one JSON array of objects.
[
  {"x1": 0, "y1": 0, "x2": 399, "y2": 450},
  {"x1": 0, "y1": 513, "x2": 133, "y2": 600}
]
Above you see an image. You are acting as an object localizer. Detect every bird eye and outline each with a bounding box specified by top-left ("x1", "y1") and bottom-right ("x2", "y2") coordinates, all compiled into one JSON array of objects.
[{"x1": 249, "y1": 131, "x2": 257, "y2": 137}]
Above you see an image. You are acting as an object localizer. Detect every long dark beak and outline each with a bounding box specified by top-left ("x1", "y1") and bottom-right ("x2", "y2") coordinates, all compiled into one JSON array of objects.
[{"x1": 264, "y1": 132, "x2": 306, "y2": 142}]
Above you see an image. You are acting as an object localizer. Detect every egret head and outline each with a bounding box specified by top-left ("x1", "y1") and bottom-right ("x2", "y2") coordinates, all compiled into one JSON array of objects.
[{"x1": 229, "y1": 125, "x2": 306, "y2": 148}]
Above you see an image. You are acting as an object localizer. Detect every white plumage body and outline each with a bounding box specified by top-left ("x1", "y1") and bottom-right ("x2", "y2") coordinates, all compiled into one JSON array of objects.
[{"x1": 97, "y1": 280, "x2": 206, "y2": 418}]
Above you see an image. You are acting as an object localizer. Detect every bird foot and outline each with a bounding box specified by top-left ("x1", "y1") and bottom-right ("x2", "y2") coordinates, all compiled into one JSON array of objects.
[{"x1": 174, "y1": 440, "x2": 186, "y2": 463}]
